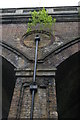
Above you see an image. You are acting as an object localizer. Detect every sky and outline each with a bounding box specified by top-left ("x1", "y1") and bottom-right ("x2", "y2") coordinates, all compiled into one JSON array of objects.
[{"x1": 0, "y1": 0, "x2": 80, "y2": 8}]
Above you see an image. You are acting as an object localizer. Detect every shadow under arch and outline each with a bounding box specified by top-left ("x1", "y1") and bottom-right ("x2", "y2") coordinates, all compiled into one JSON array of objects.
[
  {"x1": 1, "y1": 56, "x2": 16, "y2": 119},
  {"x1": 55, "y1": 51, "x2": 80, "y2": 119}
]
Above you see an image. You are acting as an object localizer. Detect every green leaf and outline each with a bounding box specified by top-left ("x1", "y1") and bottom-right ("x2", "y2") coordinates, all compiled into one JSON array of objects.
[{"x1": 27, "y1": 7, "x2": 56, "y2": 35}]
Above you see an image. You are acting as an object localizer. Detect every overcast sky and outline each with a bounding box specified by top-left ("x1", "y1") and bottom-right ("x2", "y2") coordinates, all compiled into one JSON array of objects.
[{"x1": 0, "y1": 0, "x2": 80, "y2": 8}]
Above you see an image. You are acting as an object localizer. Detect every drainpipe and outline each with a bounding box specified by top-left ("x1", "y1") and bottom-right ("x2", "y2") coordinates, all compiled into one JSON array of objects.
[{"x1": 30, "y1": 35, "x2": 40, "y2": 120}]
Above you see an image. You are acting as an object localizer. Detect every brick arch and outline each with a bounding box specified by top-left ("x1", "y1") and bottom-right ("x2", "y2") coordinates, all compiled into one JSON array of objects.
[
  {"x1": 55, "y1": 42, "x2": 80, "y2": 67},
  {"x1": 55, "y1": 46, "x2": 80, "y2": 119},
  {"x1": 0, "y1": 41, "x2": 29, "y2": 68},
  {"x1": 42, "y1": 38, "x2": 80, "y2": 67}
]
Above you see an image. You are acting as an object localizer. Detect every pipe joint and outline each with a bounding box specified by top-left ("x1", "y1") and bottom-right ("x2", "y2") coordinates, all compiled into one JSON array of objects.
[
  {"x1": 30, "y1": 82, "x2": 38, "y2": 93},
  {"x1": 35, "y1": 35, "x2": 40, "y2": 42}
]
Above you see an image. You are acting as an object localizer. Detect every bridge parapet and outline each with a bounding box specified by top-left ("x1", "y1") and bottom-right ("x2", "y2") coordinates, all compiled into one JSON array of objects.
[{"x1": 0, "y1": 6, "x2": 80, "y2": 23}]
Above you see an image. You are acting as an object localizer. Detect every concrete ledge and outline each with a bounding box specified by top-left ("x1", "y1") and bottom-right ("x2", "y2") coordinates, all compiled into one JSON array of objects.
[{"x1": 15, "y1": 68, "x2": 57, "y2": 77}]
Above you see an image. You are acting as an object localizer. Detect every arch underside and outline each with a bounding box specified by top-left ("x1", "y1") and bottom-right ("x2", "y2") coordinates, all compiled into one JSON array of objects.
[
  {"x1": 1, "y1": 56, "x2": 16, "y2": 119},
  {"x1": 55, "y1": 51, "x2": 80, "y2": 119}
]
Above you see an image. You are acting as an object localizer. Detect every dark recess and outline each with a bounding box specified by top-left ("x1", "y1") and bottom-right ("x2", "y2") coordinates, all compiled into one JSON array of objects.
[
  {"x1": 2, "y1": 57, "x2": 16, "y2": 119},
  {"x1": 55, "y1": 51, "x2": 80, "y2": 119}
]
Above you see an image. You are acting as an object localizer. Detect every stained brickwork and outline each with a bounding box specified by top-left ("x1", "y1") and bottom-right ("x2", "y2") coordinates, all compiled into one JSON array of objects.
[
  {"x1": 8, "y1": 69, "x2": 58, "y2": 119},
  {"x1": 1, "y1": 22, "x2": 79, "y2": 61},
  {"x1": 0, "y1": 7, "x2": 80, "y2": 119}
]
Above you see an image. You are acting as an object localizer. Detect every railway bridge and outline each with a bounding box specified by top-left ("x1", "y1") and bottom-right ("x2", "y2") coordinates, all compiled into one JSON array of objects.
[{"x1": 0, "y1": 6, "x2": 80, "y2": 119}]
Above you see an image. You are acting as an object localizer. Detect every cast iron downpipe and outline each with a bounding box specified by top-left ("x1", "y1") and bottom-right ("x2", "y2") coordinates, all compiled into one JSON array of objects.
[{"x1": 30, "y1": 35, "x2": 40, "y2": 120}]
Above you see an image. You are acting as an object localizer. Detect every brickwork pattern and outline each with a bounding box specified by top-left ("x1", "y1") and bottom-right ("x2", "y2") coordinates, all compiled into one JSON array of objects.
[
  {"x1": 8, "y1": 76, "x2": 58, "y2": 119},
  {"x1": 1, "y1": 21, "x2": 80, "y2": 119}
]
